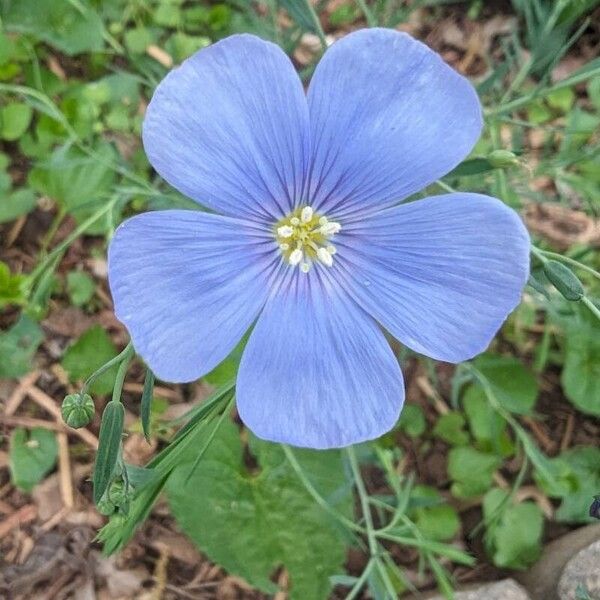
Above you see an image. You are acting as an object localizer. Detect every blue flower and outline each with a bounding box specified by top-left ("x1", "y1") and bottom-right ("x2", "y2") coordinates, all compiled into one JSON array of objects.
[{"x1": 108, "y1": 29, "x2": 530, "y2": 449}]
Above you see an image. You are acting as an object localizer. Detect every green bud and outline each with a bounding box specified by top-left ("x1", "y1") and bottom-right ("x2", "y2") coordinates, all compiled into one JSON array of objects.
[
  {"x1": 61, "y1": 393, "x2": 95, "y2": 428},
  {"x1": 108, "y1": 480, "x2": 128, "y2": 507},
  {"x1": 543, "y1": 260, "x2": 584, "y2": 301},
  {"x1": 96, "y1": 497, "x2": 116, "y2": 516},
  {"x1": 488, "y1": 149, "x2": 519, "y2": 168}
]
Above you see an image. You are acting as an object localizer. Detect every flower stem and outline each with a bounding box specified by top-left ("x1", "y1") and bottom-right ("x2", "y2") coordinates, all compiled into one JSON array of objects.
[
  {"x1": 282, "y1": 444, "x2": 363, "y2": 534},
  {"x1": 302, "y1": 0, "x2": 328, "y2": 51},
  {"x1": 81, "y1": 342, "x2": 134, "y2": 398},
  {"x1": 346, "y1": 445, "x2": 378, "y2": 557}
]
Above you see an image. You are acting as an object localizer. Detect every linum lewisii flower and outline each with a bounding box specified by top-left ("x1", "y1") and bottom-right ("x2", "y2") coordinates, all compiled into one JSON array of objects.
[{"x1": 108, "y1": 29, "x2": 530, "y2": 449}]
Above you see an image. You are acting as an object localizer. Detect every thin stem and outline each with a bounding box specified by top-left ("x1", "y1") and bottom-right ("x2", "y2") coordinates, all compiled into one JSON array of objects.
[
  {"x1": 346, "y1": 445, "x2": 378, "y2": 556},
  {"x1": 303, "y1": 0, "x2": 328, "y2": 50},
  {"x1": 356, "y1": 0, "x2": 377, "y2": 27},
  {"x1": 27, "y1": 195, "x2": 120, "y2": 288},
  {"x1": 435, "y1": 180, "x2": 456, "y2": 193},
  {"x1": 537, "y1": 248, "x2": 600, "y2": 281},
  {"x1": 283, "y1": 444, "x2": 363, "y2": 533},
  {"x1": 582, "y1": 296, "x2": 600, "y2": 322},
  {"x1": 82, "y1": 342, "x2": 134, "y2": 397},
  {"x1": 344, "y1": 558, "x2": 375, "y2": 600},
  {"x1": 111, "y1": 344, "x2": 135, "y2": 404},
  {"x1": 184, "y1": 394, "x2": 235, "y2": 483}
]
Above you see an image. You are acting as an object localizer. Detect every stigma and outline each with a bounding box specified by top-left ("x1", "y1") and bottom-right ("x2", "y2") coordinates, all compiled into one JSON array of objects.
[{"x1": 274, "y1": 205, "x2": 341, "y2": 273}]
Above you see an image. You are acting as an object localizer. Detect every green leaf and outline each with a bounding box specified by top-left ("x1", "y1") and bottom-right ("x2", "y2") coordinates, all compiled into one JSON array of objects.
[
  {"x1": 124, "y1": 27, "x2": 153, "y2": 54},
  {"x1": 543, "y1": 260, "x2": 584, "y2": 301},
  {"x1": 1, "y1": 0, "x2": 104, "y2": 55},
  {"x1": 66, "y1": 271, "x2": 95, "y2": 307},
  {"x1": 62, "y1": 325, "x2": 118, "y2": 395},
  {"x1": 0, "y1": 188, "x2": 37, "y2": 224},
  {"x1": 0, "y1": 314, "x2": 43, "y2": 378},
  {"x1": 433, "y1": 412, "x2": 469, "y2": 446},
  {"x1": 28, "y1": 144, "x2": 117, "y2": 231},
  {"x1": 471, "y1": 354, "x2": 539, "y2": 414},
  {"x1": 562, "y1": 321, "x2": 600, "y2": 416},
  {"x1": 0, "y1": 261, "x2": 26, "y2": 307},
  {"x1": 167, "y1": 421, "x2": 352, "y2": 600},
  {"x1": 411, "y1": 487, "x2": 460, "y2": 541},
  {"x1": 448, "y1": 447, "x2": 502, "y2": 498},
  {"x1": 546, "y1": 87, "x2": 575, "y2": 113},
  {"x1": 203, "y1": 336, "x2": 246, "y2": 386},
  {"x1": 483, "y1": 488, "x2": 543, "y2": 569},
  {"x1": 94, "y1": 401, "x2": 125, "y2": 504},
  {"x1": 140, "y1": 369, "x2": 155, "y2": 441},
  {"x1": 0, "y1": 103, "x2": 32, "y2": 141},
  {"x1": 398, "y1": 404, "x2": 426, "y2": 438},
  {"x1": 537, "y1": 447, "x2": 600, "y2": 523},
  {"x1": 9, "y1": 428, "x2": 57, "y2": 492}
]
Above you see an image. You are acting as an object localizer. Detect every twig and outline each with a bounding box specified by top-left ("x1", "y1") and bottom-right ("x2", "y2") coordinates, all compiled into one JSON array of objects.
[
  {"x1": 0, "y1": 505, "x2": 37, "y2": 539},
  {"x1": 57, "y1": 432, "x2": 74, "y2": 509},
  {"x1": 560, "y1": 413, "x2": 575, "y2": 452},
  {"x1": 5, "y1": 371, "x2": 40, "y2": 416}
]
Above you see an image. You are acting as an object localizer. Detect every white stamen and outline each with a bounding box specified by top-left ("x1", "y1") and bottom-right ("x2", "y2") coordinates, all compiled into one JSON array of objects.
[
  {"x1": 277, "y1": 225, "x2": 294, "y2": 238},
  {"x1": 289, "y1": 248, "x2": 303, "y2": 266},
  {"x1": 320, "y1": 222, "x2": 341, "y2": 236},
  {"x1": 300, "y1": 262, "x2": 311, "y2": 273},
  {"x1": 326, "y1": 244, "x2": 337, "y2": 255},
  {"x1": 317, "y1": 247, "x2": 333, "y2": 267},
  {"x1": 279, "y1": 243, "x2": 290, "y2": 251},
  {"x1": 318, "y1": 216, "x2": 328, "y2": 226},
  {"x1": 290, "y1": 217, "x2": 300, "y2": 226},
  {"x1": 301, "y1": 206, "x2": 313, "y2": 223}
]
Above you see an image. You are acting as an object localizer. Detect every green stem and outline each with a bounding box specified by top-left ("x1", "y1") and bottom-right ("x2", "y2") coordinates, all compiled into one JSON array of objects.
[
  {"x1": 82, "y1": 342, "x2": 134, "y2": 398},
  {"x1": 303, "y1": 0, "x2": 328, "y2": 50},
  {"x1": 184, "y1": 394, "x2": 235, "y2": 483},
  {"x1": 347, "y1": 445, "x2": 378, "y2": 556},
  {"x1": 27, "y1": 195, "x2": 120, "y2": 289},
  {"x1": 536, "y1": 247, "x2": 600, "y2": 281},
  {"x1": 344, "y1": 558, "x2": 375, "y2": 600},
  {"x1": 435, "y1": 179, "x2": 457, "y2": 193},
  {"x1": 356, "y1": 0, "x2": 377, "y2": 27},
  {"x1": 282, "y1": 444, "x2": 363, "y2": 534},
  {"x1": 582, "y1": 296, "x2": 600, "y2": 322},
  {"x1": 111, "y1": 344, "x2": 135, "y2": 404}
]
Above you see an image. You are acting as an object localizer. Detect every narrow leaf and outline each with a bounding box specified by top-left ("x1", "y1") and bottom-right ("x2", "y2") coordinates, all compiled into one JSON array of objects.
[
  {"x1": 141, "y1": 369, "x2": 155, "y2": 442},
  {"x1": 94, "y1": 401, "x2": 124, "y2": 504}
]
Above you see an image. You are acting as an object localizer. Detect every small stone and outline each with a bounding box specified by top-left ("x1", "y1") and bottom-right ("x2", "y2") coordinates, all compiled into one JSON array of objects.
[
  {"x1": 558, "y1": 539, "x2": 600, "y2": 600},
  {"x1": 427, "y1": 579, "x2": 531, "y2": 600}
]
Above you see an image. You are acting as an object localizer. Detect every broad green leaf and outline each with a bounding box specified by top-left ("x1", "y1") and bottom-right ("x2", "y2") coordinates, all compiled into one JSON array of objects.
[
  {"x1": 471, "y1": 354, "x2": 539, "y2": 414},
  {"x1": 94, "y1": 401, "x2": 125, "y2": 503},
  {"x1": 433, "y1": 412, "x2": 469, "y2": 446},
  {"x1": 562, "y1": 321, "x2": 600, "y2": 416},
  {"x1": 448, "y1": 447, "x2": 501, "y2": 498},
  {"x1": 483, "y1": 488, "x2": 543, "y2": 569},
  {"x1": 124, "y1": 27, "x2": 153, "y2": 54},
  {"x1": 66, "y1": 271, "x2": 95, "y2": 307},
  {"x1": 0, "y1": 314, "x2": 43, "y2": 378},
  {"x1": 61, "y1": 325, "x2": 118, "y2": 395},
  {"x1": 9, "y1": 428, "x2": 57, "y2": 492},
  {"x1": 536, "y1": 447, "x2": 600, "y2": 523},
  {"x1": 1, "y1": 0, "x2": 104, "y2": 55},
  {"x1": 0, "y1": 188, "x2": 37, "y2": 224},
  {"x1": 0, "y1": 103, "x2": 33, "y2": 141},
  {"x1": 410, "y1": 487, "x2": 460, "y2": 542},
  {"x1": 167, "y1": 421, "x2": 352, "y2": 600},
  {"x1": 398, "y1": 403, "x2": 426, "y2": 438},
  {"x1": 28, "y1": 144, "x2": 117, "y2": 232}
]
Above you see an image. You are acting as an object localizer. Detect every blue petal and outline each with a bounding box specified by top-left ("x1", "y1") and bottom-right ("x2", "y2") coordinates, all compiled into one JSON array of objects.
[
  {"x1": 236, "y1": 271, "x2": 404, "y2": 449},
  {"x1": 307, "y1": 29, "x2": 482, "y2": 219},
  {"x1": 333, "y1": 194, "x2": 530, "y2": 362},
  {"x1": 108, "y1": 210, "x2": 280, "y2": 382},
  {"x1": 143, "y1": 35, "x2": 310, "y2": 222}
]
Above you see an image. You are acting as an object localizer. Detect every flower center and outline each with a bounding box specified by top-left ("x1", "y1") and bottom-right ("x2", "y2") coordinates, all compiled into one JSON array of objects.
[{"x1": 274, "y1": 206, "x2": 341, "y2": 274}]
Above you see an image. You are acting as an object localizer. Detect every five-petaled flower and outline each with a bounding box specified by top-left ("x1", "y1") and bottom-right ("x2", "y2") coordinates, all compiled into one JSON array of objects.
[{"x1": 108, "y1": 29, "x2": 530, "y2": 449}]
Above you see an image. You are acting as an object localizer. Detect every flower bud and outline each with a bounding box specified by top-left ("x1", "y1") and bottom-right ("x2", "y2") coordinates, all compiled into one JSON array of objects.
[
  {"x1": 61, "y1": 393, "x2": 95, "y2": 428},
  {"x1": 487, "y1": 149, "x2": 519, "y2": 168}
]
